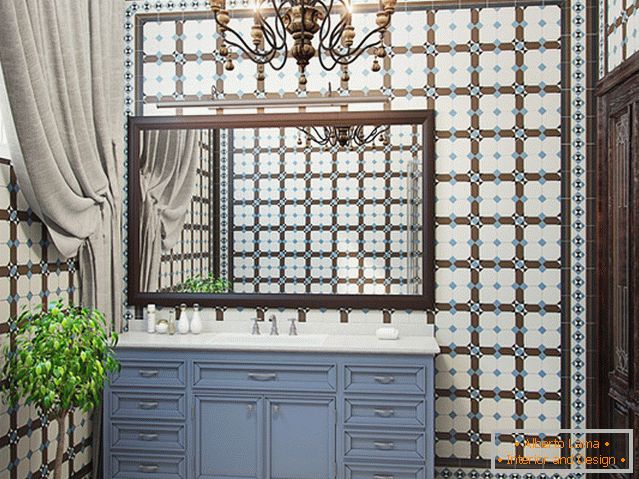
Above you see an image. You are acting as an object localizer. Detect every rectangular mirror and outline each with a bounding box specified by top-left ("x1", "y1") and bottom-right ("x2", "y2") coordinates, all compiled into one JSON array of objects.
[{"x1": 128, "y1": 110, "x2": 435, "y2": 309}]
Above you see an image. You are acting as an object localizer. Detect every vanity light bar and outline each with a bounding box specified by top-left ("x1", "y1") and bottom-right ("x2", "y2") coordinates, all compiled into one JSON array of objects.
[{"x1": 154, "y1": 96, "x2": 391, "y2": 110}]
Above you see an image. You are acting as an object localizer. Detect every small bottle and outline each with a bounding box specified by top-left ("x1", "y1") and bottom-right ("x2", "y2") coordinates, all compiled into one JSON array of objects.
[
  {"x1": 146, "y1": 304, "x2": 156, "y2": 333},
  {"x1": 155, "y1": 319, "x2": 169, "y2": 334},
  {"x1": 190, "y1": 303, "x2": 202, "y2": 334},
  {"x1": 168, "y1": 308, "x2": 176, "y2": 335},
  {"x1": 177, "y1": 303, "x2": 190, "y2": 334}
]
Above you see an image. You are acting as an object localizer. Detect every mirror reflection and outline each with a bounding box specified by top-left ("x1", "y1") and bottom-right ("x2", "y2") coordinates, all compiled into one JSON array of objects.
[{"x1": 137, "y1": 122, "x2": 425, "y2": 296}]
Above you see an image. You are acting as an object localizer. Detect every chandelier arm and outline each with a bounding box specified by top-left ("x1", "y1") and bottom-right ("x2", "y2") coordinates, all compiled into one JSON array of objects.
[
  {"x1": 331, "y1": 26, "x2": 386, "y2": 60},
  {"x1": 260, "y1": 1, "x2": 290, "y2": 51},
  {"x1": 316, "y1": 16, "x2": 353, "y2": 71},
  {"x1": 271, "y1": 0, "x2": 291, "y2": 39},
  {"x1": 355, "y1": 125, "x2": 386, "y2": 146},
  {"x1": 264, "y1": 0, "x2": 291, "y2": 69},
  {"x1": 214, "y1": 15, "x2": 278, "y2": 62},
  {"x1": 326, "y1": 17, "x2": 349, "y2": 51},
  {"x1": 297, "y1": 127, "x2": 329, "y2": 146},
  {"x1": 222, "y1": 35, "x2": 277, "y2": 64}
]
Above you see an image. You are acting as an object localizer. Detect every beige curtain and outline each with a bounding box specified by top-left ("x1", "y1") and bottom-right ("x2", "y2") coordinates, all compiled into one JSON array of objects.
[
  {"x1": 0, "y1": 3, "x2": 124, "y2": 476},
  {"x1": 0, "y1": 0, "x2": 124, "y2": 331},
  {"x1": 139, "y1": 129, "x2": 199, "y2": 292}
]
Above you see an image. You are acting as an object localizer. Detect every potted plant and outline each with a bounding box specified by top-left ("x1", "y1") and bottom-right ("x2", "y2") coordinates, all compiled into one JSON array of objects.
[{"x1": 1, "y1": 301, "x2": 119, "y2": 479}]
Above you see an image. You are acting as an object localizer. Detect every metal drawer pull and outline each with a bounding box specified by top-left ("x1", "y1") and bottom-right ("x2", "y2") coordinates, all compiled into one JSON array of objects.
[
  {"x1": 139, "y1": 369, "x2": 159, "y2": 377},
  {"x1": 138, "y1": 401, "x2": 159, "y2": 409},
  {"x1": 373, "y1": 476, "x2": 395, "y2": 479},
  {"x1": 138, "y1": 433, "x2": 159, "y2": 441},
  {"x1": 374, "y1": 408, "x2": 395, "y2": 417},
  {"x1": 374, "y1": 441, "x2": 395, "y2": 450},
  {"x1": 248, "y1": 372, "x2": 278, "y2": 381},
  {"x1": 374, "y1": 376, "x2": 395, "y2": 384},
  {"x1": 138, "y1": 464, "x2": 159, "y2": 472}
]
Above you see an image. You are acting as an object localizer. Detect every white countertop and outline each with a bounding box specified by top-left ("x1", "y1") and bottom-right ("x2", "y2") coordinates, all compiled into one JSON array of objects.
[{"x1": 118, "y1": 321, "x2": 440, "y2": 355}]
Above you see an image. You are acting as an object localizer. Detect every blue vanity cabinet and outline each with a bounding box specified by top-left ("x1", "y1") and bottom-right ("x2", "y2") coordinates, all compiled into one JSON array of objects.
[{"x1": 103, "y1": 349, "x2": 435, "y2": 479}]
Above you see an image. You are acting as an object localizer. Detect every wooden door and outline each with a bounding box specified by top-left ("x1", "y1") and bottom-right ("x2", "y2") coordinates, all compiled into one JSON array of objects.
[{"x1": 595, "y1": 52, "x2": 639, "y2": 477}]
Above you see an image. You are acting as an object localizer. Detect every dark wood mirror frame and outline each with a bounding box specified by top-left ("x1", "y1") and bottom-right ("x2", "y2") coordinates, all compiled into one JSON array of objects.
[{"x1": 127, "y1": 110, "x2": 435, "y2": 310}]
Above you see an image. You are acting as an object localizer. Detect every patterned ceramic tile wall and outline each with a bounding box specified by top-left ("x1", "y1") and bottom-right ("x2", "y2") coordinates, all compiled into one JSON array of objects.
[
  {"x1": 158, "y1": 129, "x2": 215, "y2": 291},
  {"x1": 600, "y1": 0, "x2": 639, "y2": 75},
  {"x1": 124, "y1": 1, "x2": 592, "y2": 477},
  {"x1": 0, "y1": 159, "x2": 91, "y2": 479},
  {"x1": 230, "y1": 125, "x2": 423, "y2": 295}
]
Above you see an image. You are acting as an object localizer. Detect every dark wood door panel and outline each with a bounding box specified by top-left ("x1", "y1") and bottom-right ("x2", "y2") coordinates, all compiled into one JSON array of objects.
[{"x1": 595, "y1": 52, "x2": 639, "y2": 478}]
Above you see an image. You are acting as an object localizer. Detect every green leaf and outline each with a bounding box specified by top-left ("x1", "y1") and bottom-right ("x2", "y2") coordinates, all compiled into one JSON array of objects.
[{"x1": 0, "y1": 301, "x2": 120, "y2": 415}]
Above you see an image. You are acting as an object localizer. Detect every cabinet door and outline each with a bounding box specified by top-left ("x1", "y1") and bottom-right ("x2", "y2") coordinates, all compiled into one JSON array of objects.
[
  {"x1": 195, "y1": 395, "x2": 263, "y2": 479},
  {"x1": 267, "y1": 397, "x2": 335, "y2": 479}
]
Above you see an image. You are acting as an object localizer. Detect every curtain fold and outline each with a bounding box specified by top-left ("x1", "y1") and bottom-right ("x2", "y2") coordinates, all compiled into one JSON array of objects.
[
  {"x1": 0, "y1": 0, "x2": 124, "y2": 328},
  {"x1": 139, "y1": 129, "x2": 199, "y2": 292},
  {"x1": 0, "y1": 2, "x2": 124, "y2": 477}
]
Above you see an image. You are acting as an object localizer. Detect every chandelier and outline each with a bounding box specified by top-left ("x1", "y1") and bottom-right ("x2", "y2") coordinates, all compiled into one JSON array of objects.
[
  {"x1": 297, "y1": 124, "x2": 390, "y2": 148},
  {"x1": 208, "y1": 0, "x2": 397, "y2": 87}
]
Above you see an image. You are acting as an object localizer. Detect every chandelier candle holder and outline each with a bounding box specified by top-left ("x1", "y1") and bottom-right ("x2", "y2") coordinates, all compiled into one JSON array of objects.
[
  {"x1": 208, "y1": 0, "x2": 397, "y2": 87},
  {"x1": 297, "y1": 124, "x2": 390, "y2": 148}
]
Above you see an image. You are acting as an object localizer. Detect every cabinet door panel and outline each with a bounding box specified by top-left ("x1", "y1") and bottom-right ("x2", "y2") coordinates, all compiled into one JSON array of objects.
[
  {"x1": 267, "y1": 397, "x2": 335, "y2": 479},
  {"x1": 195, "y1": 395, "x2": 263, "y2": 479}
]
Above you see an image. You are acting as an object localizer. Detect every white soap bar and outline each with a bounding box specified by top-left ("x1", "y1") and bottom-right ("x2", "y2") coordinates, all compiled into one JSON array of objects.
[{"x1": 376, "y1": 327, "x2": 399, "y2": 340}]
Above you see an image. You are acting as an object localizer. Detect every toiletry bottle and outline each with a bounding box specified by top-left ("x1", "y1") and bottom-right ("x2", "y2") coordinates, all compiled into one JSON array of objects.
[
  {"x1": 155, "y1": 319, "x2": 169, "y2": 334},
  {"x1": 168, "y1": 308, "x2": 176, "y2": 335},
  {"x1": 190, "y1": 303, "x2": 202, "y2": 334},
  {"x1": 178, "y1": 303, "x2": 190, "y2": 334},
  {"x1": 146, "y1": 304, "x2": 156, "y2": 333}
]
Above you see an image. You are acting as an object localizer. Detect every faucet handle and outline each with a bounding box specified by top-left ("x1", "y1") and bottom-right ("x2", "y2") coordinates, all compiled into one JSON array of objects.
[
  {"x1": 269, "y1": 314, "x2": 278, "y2": 336},
  {"x1": 288, "y1": 318, "x2": 298, "y2": 336},
  {"x1": 251, "y1": 317, "x2": 260, "y2": 335}
]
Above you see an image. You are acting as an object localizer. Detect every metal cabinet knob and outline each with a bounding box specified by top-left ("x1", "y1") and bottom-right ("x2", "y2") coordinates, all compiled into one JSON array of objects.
[
  {"x1": 138, "y1": 433, "x2": 159, "y2": 441},
  {"x1": 138, "y1": 369, "x2": 159, "y2": 377},
  {"x1": 373, "y1": 441, "x2": 395, "y2": 450},
  {"x1": 247, "y1": 404, "x2": 255, "y2": 414},
  {"x1": 374, "y1": 408, "x2": 395, "y2": 417},
  {"x1": 248, "y1": 372, "x2": 277, "y2": 381},
  {"x1": 374, "y1": 375, "x2": 395, "y2": 384},
  {"x1": 138, "y1": 464, "x2": 159, "y2": 472},
  {"x1": 138, "y1": 401, "x2": 159, "y2": 409}
]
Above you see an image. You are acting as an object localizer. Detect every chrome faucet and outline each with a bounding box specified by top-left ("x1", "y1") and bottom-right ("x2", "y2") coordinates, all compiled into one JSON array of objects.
[
  {"x1": 269, "y1": 314, "x2": 279, "y2": 336},
  {"x1": 251, "y1": 317, "x2": 260, "y2": 335},
  {"x1": 288, "y1": 318, "x2": 298, "y2": 336}
]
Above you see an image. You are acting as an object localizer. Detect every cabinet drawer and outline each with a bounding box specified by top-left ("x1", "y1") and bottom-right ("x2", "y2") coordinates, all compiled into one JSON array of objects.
[
  {"x1": 193, "y1": 361, "x2": 336, "y2": 392},
  {"x1": 110, "y1": 422, "x2": 185, "y2": 452},
  {"x1": 344, "y1": 397, "x2": 425, "y2": 428},
  {"x1": 111, "y1": 453, "x2": 186, "y2": 479},
  {"x1": 109, "y1": 391, "x2": 186, "y2": 420},
  {"x1": 111, "y1": 359, "x2": 185, "y2": 388},
  {"x1": 343, "y1": 365, "x2": 425, "y2": 394},
  {"x1": 344, "y1": 430, "x2": 425, "y2": 461},
  {"x1": 344, "y1": 463, "x2": 425, "y2": 479}
]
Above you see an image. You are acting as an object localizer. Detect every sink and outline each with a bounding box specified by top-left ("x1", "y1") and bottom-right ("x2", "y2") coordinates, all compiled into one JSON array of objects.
[{"x1": 214, "y1": 333, "x2": 328, "y2": 347}]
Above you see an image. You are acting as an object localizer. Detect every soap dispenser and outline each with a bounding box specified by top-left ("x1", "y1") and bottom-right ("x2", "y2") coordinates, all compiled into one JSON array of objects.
[
  {"x1": 190, "y1": 303, "x2": 202, "y2": 334},
  {"x1": 146, "y1": 304, "x2": 156, "y2": 333},
  {"x1": 177, "y1": 303, "x2": 190, "y2": 334}
]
